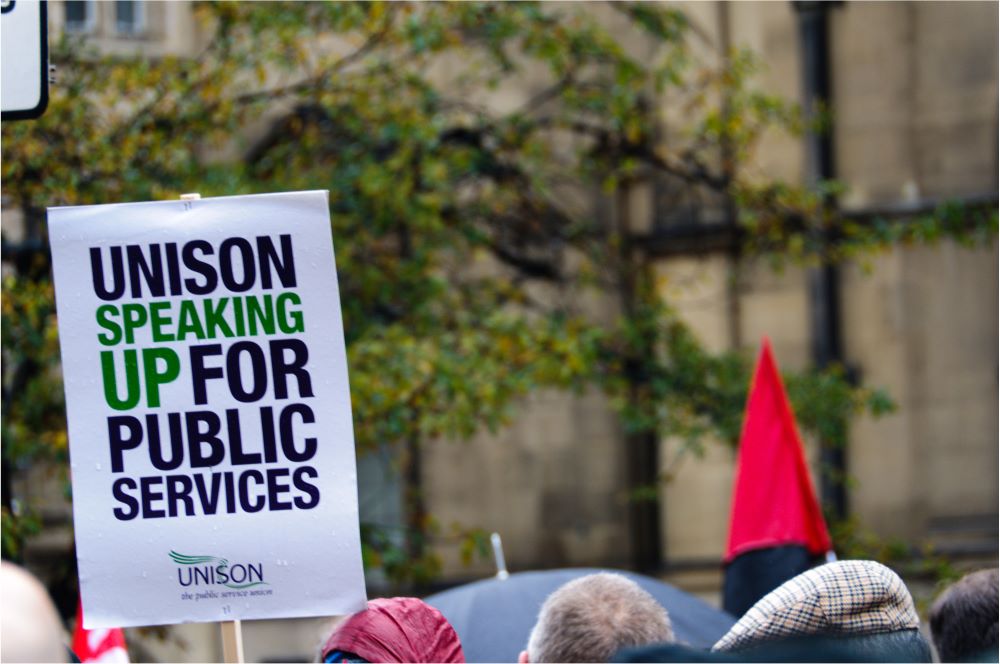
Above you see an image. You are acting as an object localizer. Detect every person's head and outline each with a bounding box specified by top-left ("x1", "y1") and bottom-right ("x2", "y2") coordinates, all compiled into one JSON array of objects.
[
  {"x1": 320, "y1": 597, "x2": 465, "y2": 663},
  {"x1": 520, "y1": 573, "x2": 674, "y2": 663},
  {"x1": 713, "y1": 559, "x2": 926, "y2": 658},
  {"x1": 929, "y1": 568, "x2": 999, "y2": 663},
  {"x1": 1, "y1": 562, "x2": 69, "y2": 663}
]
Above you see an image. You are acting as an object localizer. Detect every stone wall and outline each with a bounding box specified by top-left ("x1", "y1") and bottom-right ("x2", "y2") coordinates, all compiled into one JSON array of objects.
[
  {"x1": 656, "y1": 0, "x2": 999, "y2": 565},
  {"x1": 427, "y1": 0, "x2": 998, "y2": 576},
  {"x1": 18, "y1": 4, "x2": 999, "y2": 647}
]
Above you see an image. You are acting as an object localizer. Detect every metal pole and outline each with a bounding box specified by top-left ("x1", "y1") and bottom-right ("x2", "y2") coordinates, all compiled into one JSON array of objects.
[
  {"x1": 617, "y1": 184, "x2": 663, "y2": 573},
  {"x1": 491, "y1": 532, "x2": 510, "y2": 580},
  {"x1": 796, "y1": 1, "x2": 848, "y2": 520}
]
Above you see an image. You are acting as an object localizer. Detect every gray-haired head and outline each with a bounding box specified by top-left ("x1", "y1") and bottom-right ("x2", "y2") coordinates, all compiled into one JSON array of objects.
[{"x1": 526, "y1": 573, "x2": 674, "y2": 663}]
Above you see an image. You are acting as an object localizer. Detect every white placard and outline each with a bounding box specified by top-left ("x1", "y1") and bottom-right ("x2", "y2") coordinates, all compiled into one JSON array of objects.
[{"x1": 48, "y1": 191, "x2": 367, "y2": 628}]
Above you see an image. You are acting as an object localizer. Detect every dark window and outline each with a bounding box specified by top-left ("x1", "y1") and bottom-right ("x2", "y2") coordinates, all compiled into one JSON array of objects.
[
  {"x1": 115, "y1": 0, "x2": 143, "y2": 35},
  {"x1": 64, "y1": 0, "x2": 94, "y2": 33}
]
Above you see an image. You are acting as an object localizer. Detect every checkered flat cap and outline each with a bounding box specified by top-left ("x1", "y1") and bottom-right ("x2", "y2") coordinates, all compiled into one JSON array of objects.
[{"x1": 713, "y1": 560, "x2": 920, "y2": 652}]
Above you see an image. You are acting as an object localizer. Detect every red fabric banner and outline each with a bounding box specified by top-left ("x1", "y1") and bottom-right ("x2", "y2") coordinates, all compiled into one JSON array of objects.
[
  {"x1": 72, "y1": 599, "x2": 129, "y2": 663},
  {"x1": 724, "y1": 338, "x2": 832, "y2": 562}
]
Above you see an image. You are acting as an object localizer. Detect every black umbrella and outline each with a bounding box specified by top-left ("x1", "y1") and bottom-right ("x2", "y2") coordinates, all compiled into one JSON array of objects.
[{"x1": 425, "y1": 568, "x2": 736, "y2": 663}]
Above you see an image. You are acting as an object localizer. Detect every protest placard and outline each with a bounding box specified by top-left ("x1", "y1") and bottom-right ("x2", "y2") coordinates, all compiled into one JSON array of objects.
[{"x1": 48, "y1": 191, "x2": 367, "y2": 628}]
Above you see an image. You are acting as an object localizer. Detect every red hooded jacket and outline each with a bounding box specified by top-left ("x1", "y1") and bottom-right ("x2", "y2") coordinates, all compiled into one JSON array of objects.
[{"x1": 322, "y1": 597, "x2": 465, "y2": 663}]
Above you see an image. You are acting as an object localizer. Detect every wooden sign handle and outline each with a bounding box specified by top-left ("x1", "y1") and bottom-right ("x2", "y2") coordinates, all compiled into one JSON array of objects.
[
  {"x1": 180, "y1": 192, "x2": 244, "y2": 663},
  {"x1": 221, "y1": 619, "x2": 245, "y2": 663}
]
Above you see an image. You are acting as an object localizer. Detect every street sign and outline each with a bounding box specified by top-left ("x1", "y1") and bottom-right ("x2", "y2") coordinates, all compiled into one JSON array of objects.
[{"x1": 2, "y1": 0, "x2": 49, "y2": 120}]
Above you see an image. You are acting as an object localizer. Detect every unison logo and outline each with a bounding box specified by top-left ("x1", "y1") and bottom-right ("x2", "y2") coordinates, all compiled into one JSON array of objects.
[{"x1": 169, "y1": 550, "x2": 268, "y2": 589}]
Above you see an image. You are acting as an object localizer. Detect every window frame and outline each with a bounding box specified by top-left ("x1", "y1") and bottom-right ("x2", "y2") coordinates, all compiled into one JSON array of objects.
[
  {"x1": 113, "y1": 0, "x2": 145, "y2": 37},
  {"x1": 63, "y1": 0, "x2": 97, "y2": 34}
]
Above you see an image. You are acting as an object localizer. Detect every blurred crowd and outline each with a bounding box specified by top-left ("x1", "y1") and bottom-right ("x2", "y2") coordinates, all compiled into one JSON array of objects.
[{"x1": 3, "y1": 559, "x2": 996, "y2": 663}]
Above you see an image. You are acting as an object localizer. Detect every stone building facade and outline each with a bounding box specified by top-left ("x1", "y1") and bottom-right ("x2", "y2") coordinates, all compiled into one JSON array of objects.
[
  {"x1": 8, "y1": 1, "x2": 998, "y2": 661},
  {"x1": 426, "y1": 0, "x2": 998, "y2": 579}
]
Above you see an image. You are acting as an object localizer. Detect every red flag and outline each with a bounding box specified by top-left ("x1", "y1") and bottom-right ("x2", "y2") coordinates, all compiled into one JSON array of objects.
[
  {"x1": 72, "y1": 599, "x2": 130, "y2": 663},
  {"x1": 724, "y1": 337, "x2": 832, "y2": 562}
]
